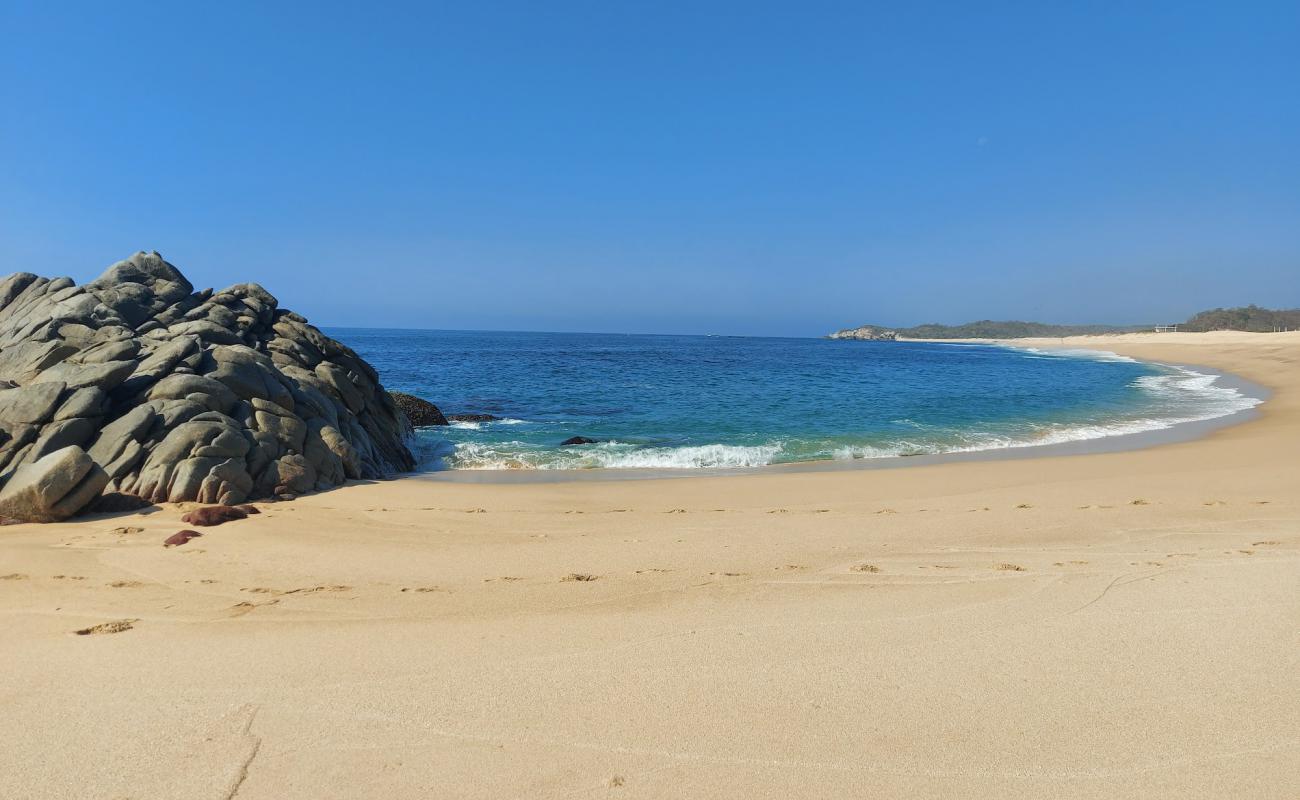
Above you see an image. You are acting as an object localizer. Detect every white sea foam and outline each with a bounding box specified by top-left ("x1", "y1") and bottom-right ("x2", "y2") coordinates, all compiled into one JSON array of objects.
[
  {"x1": 1020, "y1": 347, "x2": 1139, "y2": 363},
  {"x1": 446, "y1": 440, "x2": 785, "y2": 470},
  {"x1": 449, "y1": 417, "x2": 529, "y2": 430},
  {"x1": 426, "y1": 364, "x2": 1261, "y2": 470}
]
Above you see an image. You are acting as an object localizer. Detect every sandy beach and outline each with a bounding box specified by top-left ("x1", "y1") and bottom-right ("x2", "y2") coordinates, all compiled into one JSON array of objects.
[{"x1": 2, "y1": 331, "x2": 1296, "y2": 799}]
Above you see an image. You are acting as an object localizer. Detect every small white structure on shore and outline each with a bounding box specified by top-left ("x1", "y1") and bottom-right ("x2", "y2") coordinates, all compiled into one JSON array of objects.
[{"x1": 1154, "y1": 325, "x2": 1179, "y2": 333}]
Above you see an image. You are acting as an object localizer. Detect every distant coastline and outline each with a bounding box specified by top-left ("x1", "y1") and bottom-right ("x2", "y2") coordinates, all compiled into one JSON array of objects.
[{"x1": 825, "y1": 305, "x2": 1300, "y2": 340}]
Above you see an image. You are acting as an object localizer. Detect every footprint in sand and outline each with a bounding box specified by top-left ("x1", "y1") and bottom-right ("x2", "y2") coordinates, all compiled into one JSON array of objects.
[
  {"x1": 1130, "y1": 499, "x2": 1150, "y2": 506},
  {"x1": 767, "y1": 509, "x2": 789, "y2": 514},
  {"x1": 562, "y1": 573, "x2": 600, "y2": 582},
  {"x1": 1, "y1": 573, "x2": 29, "y2": 581},
  {"x1": 400, "y1": 586, "x2": 442, "y2": 593},
  {"x1": 851, "y1": 563, "x2": 881, "y2": 573},
  {"x1": 52, "y1": 575, "x2": 87, "y2": 581},
  {"x1": 1203, "y1": 500, "x2": 1227, "y2": 506},
  {"x1": 109, "y1": 526, "x2": 143, "y2": 535},
  {"x1": 995, "y1": 563, "x2": 1027, "y2": 572},
  {"x1": 665, "y1": 509, "x2": 687, "y2": 514},
  {"x1": 1253, "y1": 540, "x2": 1281, "y2": 546},
  {"x1": 75, "y1": 619, "x2": 137, "y2": 635},
  {"x1": 228, "y1": 600, "x2": 279, "y2": 617},
  {"x1": 107, "y1": 580, "x2": 146, "y2": 588},
  {"x1": 875, "y1": 509, "x2": 897, "y2": 515},
  {"x1": 1014, "y1": 504, "x2": 1033, "y2": 510},
  {"x1": 282, "y1": 585, "x2": 352, "y2": 594}
]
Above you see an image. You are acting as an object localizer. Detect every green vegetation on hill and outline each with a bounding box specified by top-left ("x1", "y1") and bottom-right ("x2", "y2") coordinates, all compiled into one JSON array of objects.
[
  {"x1": 1181, "y1": 305, "x2": 1300, "y2": 332},
  {"x1": 894, "y1": 321, "x2": 1144, "y2": 339},
  {"x1": 832, "y1": 305, "x2": 1300, "y2": 340}
]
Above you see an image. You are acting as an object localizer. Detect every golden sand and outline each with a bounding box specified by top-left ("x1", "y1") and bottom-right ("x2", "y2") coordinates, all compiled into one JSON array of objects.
[{"x1": 2, "y1": 331, "x2": 1296, "y2": 798}]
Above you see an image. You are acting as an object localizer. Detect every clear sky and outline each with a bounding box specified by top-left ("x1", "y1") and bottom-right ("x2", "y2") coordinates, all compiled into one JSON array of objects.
[{"x1": 2, "y1": 2, "x2": 1297, "y2": 336}]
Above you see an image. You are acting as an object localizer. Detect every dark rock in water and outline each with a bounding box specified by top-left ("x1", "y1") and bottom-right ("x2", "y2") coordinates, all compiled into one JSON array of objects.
[
  {"x1": 560, "y1": 436, "x2": 598, "y2": 446},
  {"x1": 0, "y1": 252, "x2": 415, "y2": 522},
  {"x1": 389, "y1": 391, "x2": 449, "y2": 427},
  {"x1": 446, "y1": 413, "x2": 499, "y2": 423},
  {"x1": 164, "y1": 529, "x2": 202, "y2": 547},
  {"x1": 180, "y1": 504, "x2": 249, "y2": 526}
]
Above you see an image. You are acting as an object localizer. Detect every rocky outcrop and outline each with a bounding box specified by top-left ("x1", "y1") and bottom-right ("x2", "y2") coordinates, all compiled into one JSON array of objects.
[
  {"x1": 447, "y1": 413, "x2": 499, "y2": 423},
  {"x1": 389, "y1": 391, "x2": 448, "y2": 427},
  {"x1": 826, "y1": 325, "x2": 898, "y2": 341},
  {"x1": 0, "y1": 252, "x2": 415, "y2": 521}
]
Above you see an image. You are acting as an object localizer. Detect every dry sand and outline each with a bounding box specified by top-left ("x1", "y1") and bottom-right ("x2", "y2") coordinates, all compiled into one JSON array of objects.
[{"x1": 2, "y1": 331, "x2": 1297, "y2": 799}]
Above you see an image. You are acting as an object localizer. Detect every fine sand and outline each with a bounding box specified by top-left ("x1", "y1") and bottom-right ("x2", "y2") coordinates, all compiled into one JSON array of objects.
[{"x1": 2, "y1": 331, "x2": 1297, "y2": 799}]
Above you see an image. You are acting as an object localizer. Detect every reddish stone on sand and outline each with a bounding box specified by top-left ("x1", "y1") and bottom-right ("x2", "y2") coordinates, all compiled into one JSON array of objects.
[
  {"x1": 163, "y1": 530, "x2": 202, "y2": 547},
  {"x1": 181, "y1": 505, "x2": 249, "y2": 526}
]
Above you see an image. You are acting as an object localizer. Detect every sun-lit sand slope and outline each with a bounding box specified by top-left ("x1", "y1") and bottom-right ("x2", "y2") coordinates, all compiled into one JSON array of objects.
[{"x1": 2, "y1": 331, "x2": 1297, "y2": 799}]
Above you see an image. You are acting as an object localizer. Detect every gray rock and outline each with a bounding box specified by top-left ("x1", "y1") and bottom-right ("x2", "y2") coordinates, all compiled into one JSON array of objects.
[
  {"x1": 0, "y1": 446, "x2": 109, "y2": 522},
  {"x1": 0, "y1": 381, "x2": 66, "y2": 425},
  {"x1": 53, "y1": 387, "x2": 109, "y2": 421},
  {"x1": 34, "y1": 359, "x2": 136, "y2": 391},
  {"x1": 0, "y1": 253, "x2": 416, "y2": 519},
  {"x1": 86, "y1": 252, "x2": 194, "y2": 327},
  {"x1": 147, "y1": 373, "x2": 238, "y2": 414}
]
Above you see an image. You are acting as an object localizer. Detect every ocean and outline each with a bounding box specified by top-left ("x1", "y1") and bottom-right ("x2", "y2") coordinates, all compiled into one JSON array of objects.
[{"x1": 328, "y1": 329, "x2": 1261, "y2": 471}]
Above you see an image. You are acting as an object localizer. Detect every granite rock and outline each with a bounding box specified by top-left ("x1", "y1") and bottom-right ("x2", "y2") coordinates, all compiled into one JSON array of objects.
[{"x1": 0, "y1": 252, "x2": 415, "y2": 521}]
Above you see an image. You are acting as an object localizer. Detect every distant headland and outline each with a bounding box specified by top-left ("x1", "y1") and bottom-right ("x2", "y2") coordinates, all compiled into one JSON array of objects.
[{"x1": 827, "y1": 305, "x2": 1300, "y2": 340}]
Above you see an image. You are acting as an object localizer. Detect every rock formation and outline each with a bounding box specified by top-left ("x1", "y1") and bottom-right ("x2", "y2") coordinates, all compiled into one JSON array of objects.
[
  {"x1": 826, "y1": 325, "x2": 898, "y2": 341},
  {"x1": 0, "y1": 252, "x2": 415, "y2": 522},
  {"x1": 389, "y1": 391, "x2": 448, "y2": 427}
]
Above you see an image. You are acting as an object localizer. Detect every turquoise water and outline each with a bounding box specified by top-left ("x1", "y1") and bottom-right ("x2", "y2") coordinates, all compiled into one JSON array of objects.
[{"x1": 329, "y1": 330, "x2": 1260, "y2": 470}]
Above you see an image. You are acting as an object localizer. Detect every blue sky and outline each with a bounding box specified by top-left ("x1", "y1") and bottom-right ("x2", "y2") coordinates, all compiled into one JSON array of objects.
[{"x1": 2, "y1": 1, "x2": 1297, "y2": 336}]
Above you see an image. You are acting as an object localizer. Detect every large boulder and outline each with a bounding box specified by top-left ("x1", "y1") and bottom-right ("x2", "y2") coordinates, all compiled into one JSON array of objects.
[
  {"x1": 389, "y1": 391, "x2": 448, "y2": 427},
  {"x1": 0, "y1": 446, "x2": 109, "y2": 522},
  {"x1": 0, "y1": 252, "x2": 417, "y2": 521}
]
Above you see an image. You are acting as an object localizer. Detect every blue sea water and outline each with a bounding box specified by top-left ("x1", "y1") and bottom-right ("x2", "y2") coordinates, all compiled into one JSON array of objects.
[{"x1": 328, "y1": 329, "x2": 1260, "y2": 470}]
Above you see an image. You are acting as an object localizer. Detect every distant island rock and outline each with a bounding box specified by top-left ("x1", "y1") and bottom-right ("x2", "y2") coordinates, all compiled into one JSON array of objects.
[
  {"x1": 826, "y1": 325, "x2": 898, "y2": 341},
  {"x1": 0, "y1": 251, "x2": 415, "y2": 522}
]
